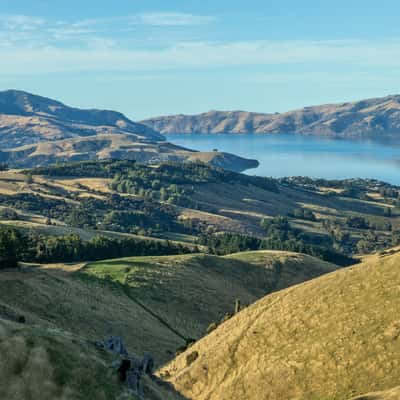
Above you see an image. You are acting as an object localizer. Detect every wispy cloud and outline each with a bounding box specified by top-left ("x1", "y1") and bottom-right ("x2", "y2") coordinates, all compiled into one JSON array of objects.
[
  {"x1": 0, "y1": 13, "x2": 399, "y2": 77},
  {"x1": 0, "y1": 14, "x2": 45, "y2": 30},
  {"x1": 0, "y1": 12, "x2": 217, "y2": 48},
  {"x1": 138, "y1": 12, "x2": 216, "y2": 26},
  {"x1": 74, "y1": 13, "x2": 216, "y2": 28},
  {"x1": 1, "y1": 39, "x2": 400, "y2": 75}
]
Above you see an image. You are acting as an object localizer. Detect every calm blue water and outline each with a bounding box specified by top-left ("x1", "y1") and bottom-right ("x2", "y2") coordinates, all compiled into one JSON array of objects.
[{"x1": 166, "y1": 134, "x2": 400, "y2": 185}]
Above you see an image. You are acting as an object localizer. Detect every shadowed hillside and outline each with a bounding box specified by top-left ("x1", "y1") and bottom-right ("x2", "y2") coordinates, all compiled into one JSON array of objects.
[
  {"x1": 0, "y1": 251, "x2": 337, "y2": 366},
  {"x1": 0, "y1": 317, "x2": 185, "y2": 400},
  {"x1": 83, "y1": 252, "x2": 337, "y2": 340},
  {"x1": 159, "y1": 248, "x2": 400, "y2": 400}
]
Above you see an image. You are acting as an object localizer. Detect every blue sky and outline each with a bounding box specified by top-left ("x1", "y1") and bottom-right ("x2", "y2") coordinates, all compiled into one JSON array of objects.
[{"x1": 1, "y1": 0, "x2": 400, "y2": 119}]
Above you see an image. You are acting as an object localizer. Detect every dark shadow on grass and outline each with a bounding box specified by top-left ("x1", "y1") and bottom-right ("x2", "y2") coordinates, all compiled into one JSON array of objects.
[{"x1": 150, "y1": 375, "x2": 189, "y2": 399}]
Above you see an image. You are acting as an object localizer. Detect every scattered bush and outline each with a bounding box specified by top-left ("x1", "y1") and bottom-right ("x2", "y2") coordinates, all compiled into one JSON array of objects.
[
  {"x1": 0, "y1": 226, "x2": 22, "y2": 269},
  {"x1": 0, "y1": 208, "x2": 19, "y2": 220}
]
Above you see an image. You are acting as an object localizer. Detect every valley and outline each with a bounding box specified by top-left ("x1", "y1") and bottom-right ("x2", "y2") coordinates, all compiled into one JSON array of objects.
[
  {"x1": 0, "y1": 251, "x2": 336, "y2": 365},
  {"x1": 1, "y1": 158, "x2": 399, "y2": 398},
  {"x1": 0, "y1": 250, "x2": 337, "y2": 399},
  {"x1": 2, "y1": 0, "x2": 400, "y2": 398}
]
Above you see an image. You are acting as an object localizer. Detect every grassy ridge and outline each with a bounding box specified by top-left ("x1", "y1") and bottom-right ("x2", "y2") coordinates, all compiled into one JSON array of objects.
[
  {"x1": 83, "y1": 252, "x2": 337, "y2": 340},
  {"x1": 160, "y1": 249, "x2": 400, "y2": 400}
]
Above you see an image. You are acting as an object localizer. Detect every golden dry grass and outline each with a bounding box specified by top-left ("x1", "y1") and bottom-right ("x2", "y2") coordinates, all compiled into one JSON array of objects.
[
  {"x1": 0, "y1": 265, "x2": 184, "y2": 366},
  {"x1": 53, "y1": 177, "x2": 113, "y2": 194},
  {"x1": 0, "y1": 251, "x2": 336, "y2": 369},
  {"x1": 351, "y1": 386, "x2": 400, "y2": 400},
  {"x1": 159, "y1": 249, "x2": 400, "y2": 400}
]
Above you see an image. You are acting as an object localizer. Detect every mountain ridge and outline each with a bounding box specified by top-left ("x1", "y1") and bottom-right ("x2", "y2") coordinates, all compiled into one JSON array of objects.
[
  {"x1": 141, "y1": 94, "x2": 400, "y2": 136},
  {"x1": 0, "y1": 89, "x2": 163, "y2": 148}
]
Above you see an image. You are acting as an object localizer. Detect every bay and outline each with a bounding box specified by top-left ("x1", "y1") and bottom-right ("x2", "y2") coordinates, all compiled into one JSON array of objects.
[{"x1": 166, "y1": 134, "x2": 400, "y2": 185}]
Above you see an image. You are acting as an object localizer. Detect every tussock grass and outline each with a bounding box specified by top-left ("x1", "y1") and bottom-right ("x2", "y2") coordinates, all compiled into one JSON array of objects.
[
  {"x1": 0, "y1": 318, "x2": 186, "y2": 400},
  {"x1": 0, "y1": 318, "x2": 119, "y2": 400}
]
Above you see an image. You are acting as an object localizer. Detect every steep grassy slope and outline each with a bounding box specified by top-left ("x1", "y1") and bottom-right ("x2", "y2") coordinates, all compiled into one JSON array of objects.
[
  {"x1": 0, "y1": 252, "x2": 337, "y2": 367},
  {"x1": 160, "y1": 249, "x2": 400, "y2": 400},
  {"x1": 142, "y1": 95, "x2": 400, "y2": 137},
  {"x1": 83, "y1": 252, "x2": 337, "y2": 340},
  {"x1": 0, "y1": 263, "x2": 185, "y2": 366},
  {"x1": 0, "y1": 317, "x2": 184, "y2": 400}
]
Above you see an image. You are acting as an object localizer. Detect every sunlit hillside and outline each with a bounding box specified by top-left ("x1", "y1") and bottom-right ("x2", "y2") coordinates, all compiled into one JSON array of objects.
[{"x1": 160, "y1": 248, "x2": 400, "y2": 400}]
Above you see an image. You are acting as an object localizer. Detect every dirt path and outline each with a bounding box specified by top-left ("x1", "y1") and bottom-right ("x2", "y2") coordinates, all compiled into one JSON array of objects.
[
  {"x1": 38, "y1": 263, "x2": 86, "y2": 273},
  {"x1": 0, "y1": 263, "x2": 86, "y2": 281}
]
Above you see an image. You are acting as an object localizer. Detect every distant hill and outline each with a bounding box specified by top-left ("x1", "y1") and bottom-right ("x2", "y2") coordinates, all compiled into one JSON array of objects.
[
  {"x1": 160, "y1": 248, "x2": 400, "y2": 400},
  {"x1": 0, "y1": 89, "x2": 163, "y2": 148},
  {"x1": 141, "y1": 95, "x2": 400, "y2": 136},
  {"x1": 0, "y1": 90, "x2": 257, "y2": 171},
  {"x1": 0, "y1": 132, "x2": 257, "y2": 170}
]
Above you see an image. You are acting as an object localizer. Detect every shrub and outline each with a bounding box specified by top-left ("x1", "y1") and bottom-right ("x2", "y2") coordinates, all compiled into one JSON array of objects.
[
  {"x1": 0, "y1": 226, "x2": 22, "y2": 269},
  {"x1": 0, "y1": 208, "x2": 19, "y2": 220}
]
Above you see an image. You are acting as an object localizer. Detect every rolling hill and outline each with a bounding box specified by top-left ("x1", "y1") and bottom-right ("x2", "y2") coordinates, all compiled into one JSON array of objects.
[
  {"x1": 0, "y1": 90, "x2": 257, "y2": 171},
  {"x1": 0, "y1": 161, "x2": 398, "y2": 262},
  {"x1": 0, "y1": 251, "x2": 337, "y2": 367},
  {"x1": 141, "y1": 95, "x2": 400, "y2": 137},
  {"x1": 159, "y1": 248, "x2": 400, "y2": 400}
]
